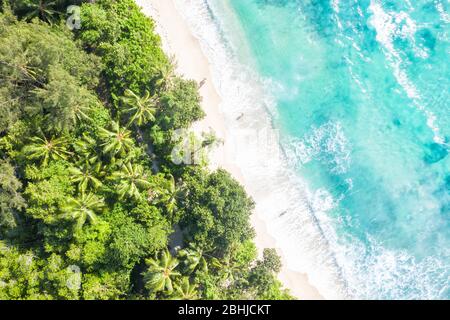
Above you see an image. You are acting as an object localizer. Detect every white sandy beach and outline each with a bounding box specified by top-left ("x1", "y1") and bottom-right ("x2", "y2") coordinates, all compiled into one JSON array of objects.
[{"x1": 135, "y1": 0, "x2": 323, "y2": 300}]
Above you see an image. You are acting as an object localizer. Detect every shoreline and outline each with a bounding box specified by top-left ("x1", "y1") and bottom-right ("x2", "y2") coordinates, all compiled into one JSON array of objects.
[{"x1": 136, "y1": 0, "x2": 323, "y2": 300}]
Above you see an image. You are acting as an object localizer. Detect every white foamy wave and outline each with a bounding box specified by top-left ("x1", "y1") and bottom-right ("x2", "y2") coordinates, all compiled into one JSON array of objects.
[
  {"x1": 172, "y1": 0, "x2": 348, "y2": 299},
  {"x1": 284, "y1": 121, "x2": 351, "y2": 174},
  {"x1": 331, "y1": 0, "x2": 340, "y2": 14},
  {"x1": 306, "y1": 195, "x2": 450, "y2": 299},
  {"x1": 368, "y1": 0, "x2": 445, "y2": 144},
  {"x1": 170, "y1": 0, "x2": 449, "y2": 300},
  {"x1": 436, "y1": 1, "x2": 450, "y2": 24},
  {"x1": 331, "y1": 233, "x2": 450, "y2": 299}
]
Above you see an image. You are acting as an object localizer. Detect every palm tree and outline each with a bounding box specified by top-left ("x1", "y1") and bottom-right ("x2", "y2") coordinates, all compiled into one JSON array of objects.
[
  {"x1": 190, "y1": 131, "x2": 223, "y2": 164},
  {"x1": 156, "y1": 174, "x2": 185, "y2": 216},
  {"x1": 121, "y1": 89, "x2": 158, "y2": 127},
  {"x1": 178, "y1": 243, "x2": 208, "y2": 275},
  {"x1": 24, "y1": 135, "x2": 71, "y2": 166},
  {"x1": 69, "y1": 161, "x2": 104, "y2": 194},
  {"x1": 172, "y1": 277, "x2": 198, "y2": 300},
  {"x1": 143, "y1": 250, "x2": 181, "y2": 294},
  {"x1": 210, "y1": 245, "x2": 242, "y2": 284},
  {"x1": 72, "y1": 133, "x2": 99, "y2": 165},
  {"x1": 163, "y1": 175, "x2": 177, "y2": 215},
  {"x1": 99, "y1": 121, "x2": 134, "y2": 158},
  {"x1": 61, "y1": 193, "x2": 105, "y2": 230},
  {"x1": 154, "y1": 56, "x2": 177, "y2": 91},
  {"x1": 23, "y1": 0, "x2": 58, "y2": 24},
  {"x1": 110, "y1": 162, "x2": 152, "y2": 200},
  {"x1": 211, "y1": 256, "x2": 241, "y2": 284}
]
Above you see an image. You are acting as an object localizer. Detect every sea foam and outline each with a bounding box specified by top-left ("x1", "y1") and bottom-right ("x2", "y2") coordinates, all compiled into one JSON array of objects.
[
  {"x1": 368, "y1": 0, "x2": 445, "y2": 145},
  {"x1": 173, "y1": 0, "x2": 349, "y2": 299},
  {"x1": 172, "y1": 0, "x2": 450, "y2": 300}
]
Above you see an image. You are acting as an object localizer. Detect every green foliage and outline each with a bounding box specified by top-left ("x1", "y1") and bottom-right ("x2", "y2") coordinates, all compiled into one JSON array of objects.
[
  {"x1": 68, "y1": 161, "x2": 105, "y2": 194},
  {"x1": 24, "y1": 161, "x2": 74, "y2": 222},
  {"x1": 81, "y1": 270, "x2": 128, "y2": 300},
  {"x1": 23, "y1": 135, "x2": 71, "y2": 166},
  {"x1": 110, "y1": 162, "x2": 151, "y2": 200},
  {"x1": 260, "y1": 248, "x2": 282, "y2": 273},
  {"x1": 177, "y1": 243, "x2": 208, "y2": 275},
  {"x1": 246, "y1": 248, "x2": 291, "y2": 300},
  {"x1": 143, "y1": 249, "x2": 181, "y2": 295},
  {"x1": 66, "y1": 221, "x2": 111, "y2": 269},
  {"x1": 4, "y1": 0, "x2": 83, "y2": 24},
  {"x1": 121, "y1": 89, "x2": 158, "y2": 127},
  {"x1": 78, "y1": 0, "x2": 167, "y2": 100},
  {"x1": 0, "y1": 243, "x2": 81, "y2": 299},
  {"x1": 104, "y1": 204, "x2": 168, "y2": 269},
  {"x1": 179, "y1": 168, "x2": 255, "y2": 253},
  {"x1": 158, "y1": 78, "x2": 205, "y2": 130},
  {"x1": 61, "y1": 193, "x2": 105, "y2": 230},
  {"x1": 98, "y1": 121, "x2": 134, "y2": 158},
  {"x1": 0, "y1": 10, "x2": 101, "y2": 134},
  {"x1": 0, "y1": 160, "x2": 26, "y2": 237},
  {"x1": 0, "y1": 0, "x2": 291, "y2": 301},
  {"x1": 172, "y1": 277, "x2": 198, "y2": 300},
  {"x1": 154, "y1": 56, "x2": 177, "y2": 91},
  {"x1": 33, "y1": 67, "x2": 99, "y2": 132}
]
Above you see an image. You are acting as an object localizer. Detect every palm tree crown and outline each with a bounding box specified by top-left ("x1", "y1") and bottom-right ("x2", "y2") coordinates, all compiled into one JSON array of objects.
[
  {"x1": 156, "y1": 174, "x2": 185, "y2": 217},
  {"x1": 121, "y1": 89, "x2": 158, "y2": 127},
  {"x1": 110, "y1": 162, "x2": 152, "y2": 200},
  {"x1": 99, "y1": 121, "x2": 134, "y2": 158},
  {"x1": 72, "y1": 133, "x2": 99, "y2": 164},
  {"x1": 178, "y1": 243, "x2": 208, "y2": 275},
  {"x1": 23, "y1": 0, "x2": 58, "y2": 24},
  {"x1": 69, "y1": 161, "x2": 105, "y2": 194},
  {"x1": 172, "y1": 277, "x2": 198, "y2": 300},
  {"x1": 155, "y1": 57, "x2": 177, "y2": 91},
  {"x1": 61, "y1": 193, "x2": 105, "y2": 230},
  {"x1": 143, "y1": 250, "x2": 181, "y2": 294},
  {"x1": 24, "y1": 135, "x2": 71, "y2": 166}
]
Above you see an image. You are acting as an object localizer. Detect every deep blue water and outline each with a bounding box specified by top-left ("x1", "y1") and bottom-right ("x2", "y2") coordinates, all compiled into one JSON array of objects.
[{"x1": 177, "y1": 0, "x2": 450, "y2": 299}]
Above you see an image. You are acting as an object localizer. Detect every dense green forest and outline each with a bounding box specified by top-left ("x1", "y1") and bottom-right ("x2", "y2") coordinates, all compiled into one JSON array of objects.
[{"x1": 0, "y1": 0, "x2": 291, "y2": 299}]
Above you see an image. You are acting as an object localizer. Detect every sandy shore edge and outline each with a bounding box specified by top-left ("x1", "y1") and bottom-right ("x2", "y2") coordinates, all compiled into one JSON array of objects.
[{"x1": 135, "y1": 0, "x2": 323, "y2": 300}]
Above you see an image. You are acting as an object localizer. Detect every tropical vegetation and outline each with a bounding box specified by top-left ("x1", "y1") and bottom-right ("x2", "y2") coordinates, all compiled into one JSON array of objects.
[{"x1": 0, "y1": 0, "x2": 292, "y2": 300}]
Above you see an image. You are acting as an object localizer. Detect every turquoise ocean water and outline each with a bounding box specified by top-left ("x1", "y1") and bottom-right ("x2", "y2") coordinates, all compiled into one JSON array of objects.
[{"x1": 174, "y1": 0, "x2": 449, "y2": 299}]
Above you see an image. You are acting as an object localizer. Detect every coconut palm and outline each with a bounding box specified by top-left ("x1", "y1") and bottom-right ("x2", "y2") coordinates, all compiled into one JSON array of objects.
[
  {"x1": 171, "y1": 277, "x2": 198, "y2": 300},
  {"x1": 23, "y1": 0, "x2": 58, "y2": 24},
  {"x1": 72, "y1": 133, "x2": 99, "y2": 165},
  {"x1": 156, "y1": 174, "x2": 185, "y2": 216},
  {"x1": 154, "y1": 56, "x2": 177, "y2": 91},
  {"x1": 61, "y1": 193, "x2": 105, "y2": 230},
  {"x1": 211, "y1": 256, "x2": 241, "y2": 284},
  {"x1": 210, "y1": 244, "x2": 242, "y2": 283},
  {"x1": 121, "y1": 89, "x2": 158, "y2": 127},
  {"x1": 24, "y1": 135, "x2": 71, "y2": 166},
  {"x1": 190, "y1": 131, "x2": 223, "y2": 163},
  {"x1": 163, "y1": 175, "x2": 177, "y2": 215},
  {"x1": 143, "y1": 250, "x2": 181, "y2": 294},
  {"x1": 178, "y1": 243, "x2": 208, "y2": 275},
  {"x1": 110, "y1": 162, "x2": 152, "y2": 200},
  {"x1": 69, "y1": 161, "x2": 105, "y2": 194},
  {"x1": 98, "y1": 121, "x2": 134, "y2": 158}
]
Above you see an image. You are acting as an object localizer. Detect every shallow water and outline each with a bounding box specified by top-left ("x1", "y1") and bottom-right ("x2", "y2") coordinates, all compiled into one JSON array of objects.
[{"x1": 175, "y1": 0, "x2": 450, "y2": 299}]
